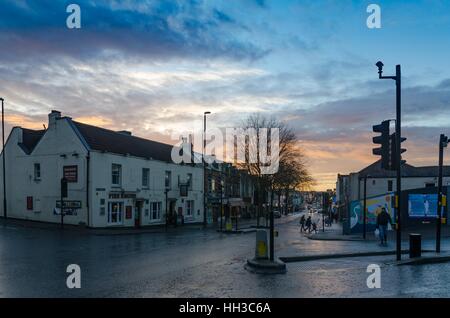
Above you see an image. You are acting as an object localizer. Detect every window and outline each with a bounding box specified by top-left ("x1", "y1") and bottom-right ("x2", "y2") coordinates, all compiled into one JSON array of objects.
[
  {"x1": 112, "y1": 164, "x2": 122, "y2": 186},
  {"x1": 150, "y1": 202, "x2": 161, "y2": 220},
  {"x1": 27, "y1": 196, "x2": 33, "y2": 210},
  {"x1": 142, "y1": 168, "x2": 150, "y2": 187},
  {"x1": 165, "y1": 171, "x2": 171, "y2": 189},
  {"x1": 186, "y1": 200, "x2": 194, "y2": 216},
  {"x1": 372, "y1": 180, "x2": 376, "y2": 186},
  {"x1": 187, "y1": 173, "x2": 193, "y2": 190},
  {"x1": 211, "y1": 179, "x2": 216, "y2": 192},
  {"x1": 108, "y1": 202, "x2": 123, "y2": 224},
  {"x1": 425, "y1": 182, "x2": 436, "y2": 188},
  {"x1": 34, "y1": 163, "x2": 41, "y2": 181},
  {"x1": 388, "y1": 180, "x2": 393, "y2": 192}
]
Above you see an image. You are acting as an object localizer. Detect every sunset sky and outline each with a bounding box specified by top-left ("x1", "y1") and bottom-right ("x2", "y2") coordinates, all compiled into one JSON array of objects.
[{"x1": 2, "y1": 0, "x2": 450, "y2": 190}]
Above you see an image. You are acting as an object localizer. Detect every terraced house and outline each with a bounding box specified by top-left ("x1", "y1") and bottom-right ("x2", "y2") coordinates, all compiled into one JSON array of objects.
[{"x1": 0, "y1": 111, "x2": 204, "y2": 227}]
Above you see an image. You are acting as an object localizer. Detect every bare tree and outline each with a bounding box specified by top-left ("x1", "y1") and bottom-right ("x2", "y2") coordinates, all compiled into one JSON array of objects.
[{"x1": 237, "y1": 114, "x2": 314, "y2": 221}]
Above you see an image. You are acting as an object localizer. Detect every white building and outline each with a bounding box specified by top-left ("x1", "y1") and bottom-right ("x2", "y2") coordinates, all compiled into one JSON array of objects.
[
  {"x1": 340, "y1": 160, "x2": 450, "y2": 202},
  {"x1": 0, "y1": 110, "x2": 204, "y2": 227}
]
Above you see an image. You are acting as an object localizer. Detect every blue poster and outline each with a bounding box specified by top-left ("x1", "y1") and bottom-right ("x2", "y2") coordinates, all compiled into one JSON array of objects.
[{"x1": 408, "y1": 194, "x2": 439, "y2": 218}]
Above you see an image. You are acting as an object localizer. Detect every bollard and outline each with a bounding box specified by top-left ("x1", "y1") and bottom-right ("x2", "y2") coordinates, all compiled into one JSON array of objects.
[{"x1": 409, "y1": 233, "x2": 421, "y2": 258}]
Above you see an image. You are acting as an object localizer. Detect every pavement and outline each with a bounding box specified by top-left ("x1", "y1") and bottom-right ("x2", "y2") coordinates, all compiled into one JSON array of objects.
[{"x1": 2, "y1": 212, "x2": 450, "y2": 297}]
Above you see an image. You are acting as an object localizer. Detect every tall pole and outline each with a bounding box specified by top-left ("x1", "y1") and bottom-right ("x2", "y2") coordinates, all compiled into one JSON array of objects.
[
  {"x1": 436, "y1": 134, "x2": 446, "y2": 253},
  {"x1": 395, "y1": 65, "x2": 402, "y2": 261},
  {"x1": 378, "y1": 63, "x2": 402, "y2": 261},
  {"x1": 203, "y1": 112, "x2": 210, "y2": 227},
  {"x1": 363, "y1": 176, "x2": 367, "y2": 239},
  {"x1": 269, "y1": 184, "x2": 274, "y2": 261},
  {"x1": 1, "y1": 98, "x2": 6, "y2": 219},
  {"x1": 220, "y1": 171, "x2": 223, "y2": 232}
]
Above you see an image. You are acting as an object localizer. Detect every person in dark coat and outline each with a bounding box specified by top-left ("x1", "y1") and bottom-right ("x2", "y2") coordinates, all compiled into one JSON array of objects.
[
  {"x1": 376, "y1": 207, "x2": 392, "y2": 246},
  {"x1": 305, "y1": 216, "x2": 312, "y2": 233},
  {"x1": 299, "y1": 215, "x2": 306, "y2": 232}
]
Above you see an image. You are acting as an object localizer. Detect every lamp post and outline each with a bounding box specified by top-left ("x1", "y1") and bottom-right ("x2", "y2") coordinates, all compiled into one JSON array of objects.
[
  {"x1": 1, "y1": 97, "x2": 6, "y2": 219},
  {"x1": 203, "y1": 111, "x2": 211, "y2": 227},
  {"x1": 376, "y1": 61, "x2": 402, "y2": 261},
  {"x1": 436, "y1": 134, "x2": 448, "y2": 253}
]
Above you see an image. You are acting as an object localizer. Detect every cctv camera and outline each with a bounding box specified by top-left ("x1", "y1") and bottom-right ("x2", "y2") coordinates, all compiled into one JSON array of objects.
[{"x1": 376, "y1": 61, "x2": 384, "y2": 72}]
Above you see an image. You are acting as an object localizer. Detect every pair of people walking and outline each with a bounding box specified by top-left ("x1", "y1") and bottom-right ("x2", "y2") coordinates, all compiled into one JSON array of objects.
[{"x1": 299, "y1": 215, "x2": 316, "y2": 233}]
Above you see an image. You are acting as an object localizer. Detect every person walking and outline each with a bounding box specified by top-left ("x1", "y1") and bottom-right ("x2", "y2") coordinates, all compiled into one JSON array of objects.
[
  {"x1": 299, "y1": 215, "x2": 306, "y2": 232},
  {"x1": 305, "y1": 216, "x2": 312, "y2": 233},
  {"x1": 376, "y1": 207, "x2": 392, "y2": 246}
]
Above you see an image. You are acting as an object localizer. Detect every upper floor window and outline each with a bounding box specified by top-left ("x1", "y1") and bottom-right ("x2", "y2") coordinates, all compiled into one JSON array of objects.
[
  {"x1": 142, "y1": 168, "x2": 150, "y2": 188},
  {"x1": 34, "y1": 163, "x2": 41, "y2": 181},
  {"x1": 165, "y1": 171, "x2": 171, "y2": 189},
  {"x1": 112, "y1": 164, "x2": 122, "y2": 186},
  {"x1": 187, "y1": 173, "x2": 193, "y2": 190}
]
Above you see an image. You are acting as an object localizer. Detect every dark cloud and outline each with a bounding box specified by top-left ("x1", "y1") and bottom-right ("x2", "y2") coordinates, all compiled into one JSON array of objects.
[{"x1": 0, "y1": 0, "x2": 268, "y2": 63}]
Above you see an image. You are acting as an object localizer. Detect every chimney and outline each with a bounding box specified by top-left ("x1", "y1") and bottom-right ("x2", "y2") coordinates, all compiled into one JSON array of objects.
[
  {"x1": 117, "y1": 130, "x2": 132, "y2": 136},
  {"x1": 48, "y1": 110, "x2": 61, "y2": 129}
]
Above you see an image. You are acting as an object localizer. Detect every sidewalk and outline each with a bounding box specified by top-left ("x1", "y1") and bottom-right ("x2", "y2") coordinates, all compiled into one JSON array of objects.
[
  {"x1": 307, "y1": 221, "x2": 450, "y2": 241},
  {"x1": 0, "y1": 217, "x2": 208, "y2": 236}
]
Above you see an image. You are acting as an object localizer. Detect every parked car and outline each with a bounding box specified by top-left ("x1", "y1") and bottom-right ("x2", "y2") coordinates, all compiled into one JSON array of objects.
[{"x1": 273, "y1": 210, "x2": 282, "y2": 218}]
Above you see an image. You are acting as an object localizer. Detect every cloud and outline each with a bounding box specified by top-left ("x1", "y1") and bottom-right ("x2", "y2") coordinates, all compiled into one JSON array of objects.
[{"x1": 0, "y1": 0, "x2": 268, "y2": 63}]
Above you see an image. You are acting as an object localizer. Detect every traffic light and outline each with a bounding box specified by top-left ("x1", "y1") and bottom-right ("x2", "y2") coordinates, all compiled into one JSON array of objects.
[
  {"x1": 372, "y1": 120, "x2": 391, "y2": 169},
  {"x1": 391, "y1": 133, "x2": 407, "y2": 168}
]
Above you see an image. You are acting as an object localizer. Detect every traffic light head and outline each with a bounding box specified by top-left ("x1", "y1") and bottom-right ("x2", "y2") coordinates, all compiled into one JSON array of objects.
[{"x1": 372, "y1": 120, "x2": 391, "y2": 169}]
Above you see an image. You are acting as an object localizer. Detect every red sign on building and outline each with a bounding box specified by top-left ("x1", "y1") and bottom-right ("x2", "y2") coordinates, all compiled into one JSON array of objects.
[
  {"x1": 63, "y1": 165, "x2": 78, "y2": 183},
  {"x1": 125, "y1": 206, "x2": 132, "y2": 219}
]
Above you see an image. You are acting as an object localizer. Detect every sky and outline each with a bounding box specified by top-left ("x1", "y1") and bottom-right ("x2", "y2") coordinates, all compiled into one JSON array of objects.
[{"x1": 1, "y1": 0, "x2": 450, "y2": 190}]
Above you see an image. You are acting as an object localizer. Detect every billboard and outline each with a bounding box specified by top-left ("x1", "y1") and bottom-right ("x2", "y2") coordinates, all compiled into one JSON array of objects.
[
  {"x1": 408, "y1": 194, "x2": 439, "y2": 218},
  {"x1": 349, "y1": 194, "x2": 395, "y2": 234}
]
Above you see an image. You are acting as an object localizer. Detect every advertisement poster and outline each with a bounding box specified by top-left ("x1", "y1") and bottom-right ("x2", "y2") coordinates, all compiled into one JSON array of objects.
[
  {"x1": 408, "y1": 194, "x2": 440, "y2": 218},
  {"x1": 349, "y1": 194, "x2": 395, "y2": 234}
]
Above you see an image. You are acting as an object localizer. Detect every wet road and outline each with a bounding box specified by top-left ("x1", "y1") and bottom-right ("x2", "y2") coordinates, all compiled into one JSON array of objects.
[{"x1": 1, "y1": 216, "x2": 450, "y2": 297}]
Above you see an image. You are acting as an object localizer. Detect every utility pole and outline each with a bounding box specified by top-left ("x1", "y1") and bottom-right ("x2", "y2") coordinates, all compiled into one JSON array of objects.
[
  {"x1": 376, "y1": 62, "x2": 403, "y2": 261},
  {"x1": 436, "y1": 134, "x2": 448, "y2": 253},
  {"x1": 363, "y1": 176, "x2": 367, "y2": 240},
  {"x1": 1, "y1": 98, "x2": 6, "y2": 219},
  {"x1": 269, "y1": 185, "x2": 274, "y2": 261},
  {"x1": 203, "y1": 111, "x2": 211, "y2": 227}
]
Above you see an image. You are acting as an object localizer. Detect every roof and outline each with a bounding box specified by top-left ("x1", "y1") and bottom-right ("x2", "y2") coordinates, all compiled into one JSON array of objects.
[
  {"x1": 72, "y1": 121, "x2": 180, "y2": 163},
  {"x1": 18, "y1": 128, "x2": 46, "y2": 154},
  {"x1": 358, "y1": 160, "x2": 450, "y2": 178}
]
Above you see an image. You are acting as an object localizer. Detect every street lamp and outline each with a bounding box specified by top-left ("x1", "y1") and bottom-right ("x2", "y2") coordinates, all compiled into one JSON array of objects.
[
  {"x1": 1, "y1": 97, "x2": 6, "y2": 219},
  {"x1": 436, "y1": 134, "x2": 448, "y2": 253},
  {"x1": 203, "y1": 111, "x2": 211, "y2": 227},
  {"x1": 376, "y1": 61, "x2": 402, "y2": 261}
]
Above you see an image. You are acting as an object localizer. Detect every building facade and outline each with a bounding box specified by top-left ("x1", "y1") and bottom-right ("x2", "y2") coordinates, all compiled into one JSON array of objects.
[{"x1": 0, "y1": 111, "x2": 204, "y2": 227}]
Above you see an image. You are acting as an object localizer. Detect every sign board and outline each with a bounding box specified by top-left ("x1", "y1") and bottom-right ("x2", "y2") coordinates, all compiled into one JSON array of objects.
[
  {"x1": 55, "y1": 200, "x2": 82, "y2": 215},
  {"x1": 109, "y1": 192, "x2": 136, "y2": 199},
  {"x1": 125, "y1": 206, "x2": 132, "y2": 219},
  {"x1": 408, "y1": 194, "x2": 442, "y2": 218},
  {"x1": 63, "y1": 165, "x2": 78, "y2": 183}
]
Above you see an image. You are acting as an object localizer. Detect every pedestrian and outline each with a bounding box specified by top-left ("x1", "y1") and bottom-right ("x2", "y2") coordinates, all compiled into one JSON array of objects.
[
  {"x1": 299, "y1": 215, "x2": 306, "y2": 232},
  {"x1": 312, "y1": 222, "x2": 318, "y2": 234},
  {"x1": 305, "y1": 216, "x2": 312, "y2": 233},
  {"x1": 376, "y1": 207, "x2": 392, "y2": 246}
]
